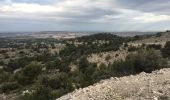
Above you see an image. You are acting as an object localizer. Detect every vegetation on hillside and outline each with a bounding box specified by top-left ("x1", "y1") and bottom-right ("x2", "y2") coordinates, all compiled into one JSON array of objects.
[{"x1": 0, "y1": 33, "x2": 169, "y2": 100}]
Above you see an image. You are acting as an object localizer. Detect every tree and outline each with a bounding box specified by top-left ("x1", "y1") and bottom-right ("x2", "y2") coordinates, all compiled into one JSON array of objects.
[
  {"x1": 0, "y1": 60, "x2": 4, "y2": 65},
  {"x1": 127, "y1": 49, "x2": 168, "y2": 73},
  {"x1": 78, "y1": 57, "x2": 89, "y2": 73},
  {"x1": 40, "y1": 73, "x2": 72, "y2": 90},
  {"x1": 17, "y1": 62, "x2": 43, "y2": 85},
  {"x1": 110, "y1": 49, "x2": 168, "y2": 76},
  {"x1": 0, "y1": 82, "x2": 20, "y2": 93},
  {"x1": 162, "y1": 41, "x2": 170, "y2": 58},
  {"x1": 19, "y1": 86, "x2": 53, "y2": 100},
  {"x1": 105, "y1": 55, "x2": 111, "y2": 62},
  {"x1": 5, "y1": 58, "x2": 30, "y2": 72}
]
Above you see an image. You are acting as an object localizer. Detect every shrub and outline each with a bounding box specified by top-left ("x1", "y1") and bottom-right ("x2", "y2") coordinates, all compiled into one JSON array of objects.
[
  {"x1": 98, "y1": 63, "x2": 107, "y2": 69},
  {"x1": 0, "y1": 82, "x2": 20, "y2": 93},
  {"x1": 128, "y1": 46, "x2": 139, "y2": 52},
  {"x1": 57, "y1": 62, "x2": 70, "y2": 72},
  {"x1": 19, "y1": 86, "x2": 53, "y2": 100},
  {"x1": 92, "y1": 68, "x2": 111, "y2": 82},
  {"x1": 146, "y1": 44, "x2": 162, "y2": 50},
  {"x1": 127, "y1": 49, "x2": 168, "y2": 73},
  {"x1": 5, "y1": 58, "x2": 30, "y2": 72},
  {"x1": 0, "y1": 71, "x2": 11, "y2": 83},
  {"x1": 51, "y1": 89, "x2": 67, "y2": 99},
  {"x1": 46, "y1": 58, "x2": 60, "y2": 69},
  {"x1": 17, "y1": 62, "x2": 43, "y2": 85},
  {"x1": 110, "y1": 49, "x2": 168, "y2": 76},
  {"x1": 82, "y1": 64, "x2": 96, "y2": 86},
  {"x1": 20, "y1": 72, "x2": 73, "y2": 99},
  {"x1": 40, "y1": 73, "x2": 72, "y2": 90},
  {"x1": 156, "y1": 32, "x2": 162, "y2": 37},
  {"x1": 162, "y1": 41, "x2": 170, "y2": 58},
  {"x1": 105, "y1": 55, "x2": 111, "y2": 62},
  {"x1": 0, "y1": 50, "x2": 8, "y2": 54},
  {"x1": 158, "y1": 95, "x2": 170, "y2": 100},
  {"x1": 124, "y1": 43, "x2": 128, "y2": 47},
  {"x1": 0, "y1": 60, "x2": 4, "y2": 65},
  {"x1": 78, "y1": 57, "x2": 90, "y2": 73},
  {"x1": 110, "y1": 60, "x2": 135, "y2": 76}
]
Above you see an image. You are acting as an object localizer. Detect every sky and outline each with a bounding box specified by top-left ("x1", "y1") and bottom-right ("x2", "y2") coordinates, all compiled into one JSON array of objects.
[{"x1": 0, "y1": 0, "x2": 170, "y2": 32}]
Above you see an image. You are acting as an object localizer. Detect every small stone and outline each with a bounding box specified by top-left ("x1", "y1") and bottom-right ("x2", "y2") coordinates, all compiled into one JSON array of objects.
[
  {"x1": 114, "y1": 77, "x2": 119, "y2": 81},
  {"x1": 153, "y1": 96, "x2": 158, "y2": 100}
]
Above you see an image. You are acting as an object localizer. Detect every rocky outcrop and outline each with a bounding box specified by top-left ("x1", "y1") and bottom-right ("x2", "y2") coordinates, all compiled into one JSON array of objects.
[{"x1": 57, "y1": 68, "x2": 170, "y2": 100}]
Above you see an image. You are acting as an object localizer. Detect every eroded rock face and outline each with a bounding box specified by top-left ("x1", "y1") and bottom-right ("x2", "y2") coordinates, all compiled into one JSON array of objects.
[{"x1": 57, "y1": 68, "x2": 170, "y2": 100}]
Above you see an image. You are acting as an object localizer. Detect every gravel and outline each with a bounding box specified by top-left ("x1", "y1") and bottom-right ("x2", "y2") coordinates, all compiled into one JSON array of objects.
[{"x1": 57, "y1": 68, "x2": 170, "y2": 100}]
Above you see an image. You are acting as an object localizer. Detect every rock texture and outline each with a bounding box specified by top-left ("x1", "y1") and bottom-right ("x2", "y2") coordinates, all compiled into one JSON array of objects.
[{"x1": 57, "y1": 68, "x2": 170, "y2": 100}]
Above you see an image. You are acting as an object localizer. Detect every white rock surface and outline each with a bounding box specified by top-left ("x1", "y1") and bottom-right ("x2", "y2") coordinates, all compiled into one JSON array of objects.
[{"x1": 57, "y1": 68, "x2": 170, "y2": 100}]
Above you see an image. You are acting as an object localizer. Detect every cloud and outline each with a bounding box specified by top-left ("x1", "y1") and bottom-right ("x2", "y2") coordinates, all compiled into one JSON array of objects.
[
  {"x1": 117, "y1": 0, "x2": 170, "y2": 15},
  {"x1": 0, "y1": 0, "x2": 117, "y2": 21},
  {"x1": 91, "y1": 8, "x2": 170, "y2": 23},
  {"x1": 133, "y1": 13, "x2": 170, "y2": 23},
  {"x1": 0, "y1": 2, "x2": 62, "y2": 13},
  {"x1": 0, "y1": 0, "x2": 170, "y2": 31}
]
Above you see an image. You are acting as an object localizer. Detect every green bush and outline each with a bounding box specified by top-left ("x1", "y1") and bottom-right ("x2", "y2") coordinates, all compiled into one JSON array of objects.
[
  {"x1": 162, "y1": 41, "x2": 170, "y2": 58},
  {"x1": 158, "y1": 95, "x2": 170, "y2": 100},
  {"x1": 0, "y1": 60, "x2": 4, "y2": 65},
  {"x1": 156, "y1": 32, "x2": 162, "y2": 37},
  {"x1": 19, "y1": 86, "x2": 53, "y2": 100},
  {"x1": 78, "y1": 57, "x2": 90, "y2": 73},
  {"x1": 92, "y1": 68, "x2": 112, "y2": 82},
  {"x1": 131, "y1": 49, "x2": 168, "y2": 73},
  {"x1": 23, "y1": 62, "x2": 43, "y2": 77},
  {"x1": 17, "y1": 62, "x2": 43, "y2": 85},
  {"x1": 110, "y1": 49, "x2": 168, "y2": 76},
  {"x1": 146, "y1": 44, "x2": 162, "y2": 50},
  {"x1": 51, "y1": 89, "x2": 67, "y2": 99},
  {"x1": 5, "y1": 58, "x2": 30, "y2": 72},
  {"x1": 0, "y1": 82, "x2": 20, "y2": 93},
  {"x1": 40, "y1": 73, "x2": 73, "y2": 90},
  {"x1": 0, "y1": 71, "x2": 11, "y2": 83},
  {"x1": 20, "y1": 73, "x2": 73, "y2": 100},
  {"x1": 128, "y1": 46, "x2": 139, "y2": 52},
  {"x1": 110, "y1": 60, "x2": 135, "y2": 76}
]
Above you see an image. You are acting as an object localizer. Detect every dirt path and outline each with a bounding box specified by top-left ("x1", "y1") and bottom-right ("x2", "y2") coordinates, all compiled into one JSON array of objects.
[{"x1": 57, "y1": 68, "x2": 170, "y2": 100}]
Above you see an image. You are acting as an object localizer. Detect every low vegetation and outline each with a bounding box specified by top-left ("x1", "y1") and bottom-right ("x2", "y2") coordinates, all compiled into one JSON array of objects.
[
  {"x1": 0, "y1": 32, "x2": 169, "y2": 100},
  {"x1": 162, "y1": 41, "x2": 170, "y2": 58}
]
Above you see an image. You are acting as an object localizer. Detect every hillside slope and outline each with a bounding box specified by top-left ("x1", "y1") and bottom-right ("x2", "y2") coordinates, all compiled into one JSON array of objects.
[{"x1": 57, "y1": 68, "x2": 170, "y2": 100}]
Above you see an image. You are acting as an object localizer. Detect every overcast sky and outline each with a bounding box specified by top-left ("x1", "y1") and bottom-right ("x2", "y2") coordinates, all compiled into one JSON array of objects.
[{"x1": 0, "y1": 0, "x2": 170, "y2": 32}]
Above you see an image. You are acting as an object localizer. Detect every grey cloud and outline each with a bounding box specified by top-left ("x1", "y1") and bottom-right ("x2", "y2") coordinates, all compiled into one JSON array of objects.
[
  {"x1": 118, "y1": 0, "x2": 170, "y2": 15},
  {"x1": 0, "y1": 0, "x2": 170, "y2": 32}
]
